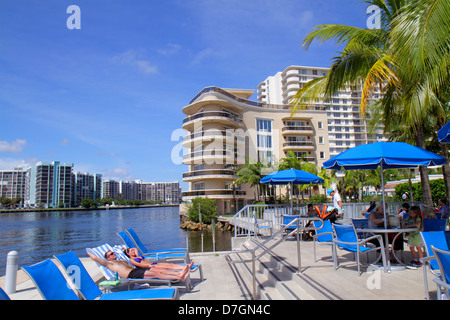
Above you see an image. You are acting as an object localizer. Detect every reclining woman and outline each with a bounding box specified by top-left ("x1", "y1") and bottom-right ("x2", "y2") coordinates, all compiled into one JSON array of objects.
[
  {"x1": 86, "y1": 249, "x2": 191, "y2": 281},
  {"x1": 124, "y1": 247, "x2": 194, "y2": 271}
]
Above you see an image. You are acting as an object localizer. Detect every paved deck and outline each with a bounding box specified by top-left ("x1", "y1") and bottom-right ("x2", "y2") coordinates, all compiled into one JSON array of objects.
[{"x1": 0, "y1": 239, "x2": 439, "y2": 300}]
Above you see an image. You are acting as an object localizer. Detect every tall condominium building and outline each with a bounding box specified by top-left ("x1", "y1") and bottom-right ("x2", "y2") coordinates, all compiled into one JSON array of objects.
[
  {"x1": 258, "y1": 65, "x2": 386, "y2": 157},
  {"x1": 102, "y1": 180, "x2": 120, "y2": 199},
  {"x1": 119, "y1": 180, "x2": 141, "y2": 201},
  {"x1": 0, "y1": 168, "x2": 28, "y2": 202},
  {"x1": 73, "y1": 172, "x2": 102, "y2": 206},
  {"x1": 140, "y1": 182, "x2": 181, "y2": 204},
  {"x1": 181, "y1": 86, "x2": 329, "y2": 215},
  {"x1": 25, "y1": 161, "x2": 74, "y2": 208}
]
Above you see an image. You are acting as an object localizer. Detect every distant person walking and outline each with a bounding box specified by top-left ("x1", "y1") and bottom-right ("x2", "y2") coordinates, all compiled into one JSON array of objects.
[{"x1": 327, "y1": 188, "x2": 343, "y2": 215}]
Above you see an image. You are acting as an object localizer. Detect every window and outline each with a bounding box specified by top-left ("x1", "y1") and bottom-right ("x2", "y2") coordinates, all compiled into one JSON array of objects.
[
  {"x1": 193, "y1": 182, "x2": 205, "y2": 190},
  {"x1": 320, "y1": 151, "x2": 325, "y2": 159},
  {"x1": 256, "y1": 119, "x2": 272, "y2": 132},
  {"x1": 318, "y1": 121, "x2": 323, "y2": 129},
  {"x1": 257, "y1": 135, "x2": 272, "y2": 148},
  {"x1": 319, "y1": 136, "x2": 324, "y2": 144}
]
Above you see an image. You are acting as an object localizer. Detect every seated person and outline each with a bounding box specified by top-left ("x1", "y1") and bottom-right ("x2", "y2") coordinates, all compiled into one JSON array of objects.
[
  {"x1": 368, "y1": 203, "x2": 403, "y2": 254},
  {"x1": 368, "y1": 203, "x2": 387, "y2": 229},
  {"x1": 124, "y1": 247, "x2": 194, "y2": 271},
  {"x1": 438, "y1": 198, "x2": 450, "y2": 220},
  {"x1": 397, "y1": 202, "x2": 410, "y2": 220},
  {"x1": 86, "y1": 249, "x2": 190, "y2": 281},
  {"x1": 361, "y1": 201, "x2": 376, "y2": 217}
]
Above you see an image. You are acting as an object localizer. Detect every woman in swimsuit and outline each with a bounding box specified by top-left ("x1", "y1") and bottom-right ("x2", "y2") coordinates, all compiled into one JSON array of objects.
[{"x1": 124, "y1": 247, "x2": 194, "y2": 270}]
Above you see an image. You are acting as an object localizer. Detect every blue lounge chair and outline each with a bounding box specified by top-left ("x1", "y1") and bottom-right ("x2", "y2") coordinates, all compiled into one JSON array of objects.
[
  {"x1": 332, "y1": 224, "x2": 387, "y2": 276},
  {"x1": 423, "y1": 219, "x2": 447, "y2": 231},
  {"x1": 0, "y1": 287, "x2": 10, "y2": 300},
  {"x1": 118, "y1": 232, "x2": 203, "y2": 282},
  {"x1": 420, "y1": 231, "x2": 450, "y2": 300},
  {"x1": 312, "y1": 219, "x2": 333, "y2": 262},
  {"x1": 23, "y1": 257, "x2": 179, "y2": 300},
  {"x1": 252, "y1": 214, "x2": 273, "y2": 237},
  {"x1": 23, "y1": 259, "x2": 80, "y2": 300},
  {"x1": 54, "y1": 251, "x2": 179, "y2": 300},
  {"x1": 431, "y1": 245, "x2": 450, "y2": 300},
  {"x1": 86, "y1": 244, "x2": 184, "y2": 289},
  {"x1": 119, "y1": 229, "x2": 189, "y2": 263},
  {"x1": 282, "y1": 215, "x2": 300, "y2": 232}
]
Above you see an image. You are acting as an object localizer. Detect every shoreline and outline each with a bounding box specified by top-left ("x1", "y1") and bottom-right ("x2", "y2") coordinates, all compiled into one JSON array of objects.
[{"x1": 0, "y1": 204, "x2": 179, "y2": 214}]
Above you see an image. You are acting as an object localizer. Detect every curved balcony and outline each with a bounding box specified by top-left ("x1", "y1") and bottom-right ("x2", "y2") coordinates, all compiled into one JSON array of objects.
[
  {"x1": 182, "y1": 169, "x2": 237, "y2": 182},
  {"x1": 281, "y1": 125, "x2": 314, "y2": 136},
  {"x1": 182, "y1": 130, "x2": 245, "y2": 147},
  {"x1": 182, "y1": 149, "x2": 238, "y2": 165},
  {"x1": 282, "y1": 141, "x2": 315, "y2": 151},
  {"x1": 182, "y1": 189, "x2": 246, "y2": 199},
  {"x1": 182, "y1": 111, "x2": 243, "y2": 130}
]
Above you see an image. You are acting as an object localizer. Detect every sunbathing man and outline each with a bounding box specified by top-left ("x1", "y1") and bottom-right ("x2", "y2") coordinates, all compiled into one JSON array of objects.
[
  {"x1": 86, "y1": 249, "x2": 190, "y2": 281},
  {"x1": 124, "y1": 247, "x2": 194, "y2": 271}
]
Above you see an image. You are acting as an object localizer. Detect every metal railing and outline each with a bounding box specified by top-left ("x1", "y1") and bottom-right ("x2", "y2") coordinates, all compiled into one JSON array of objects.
[
  {"x1": 233, "y1": 204, "x2": 308, "y2": 238},
  {"x1": 226, "y1": 216, "x2": 324, "y2": 300},
  {"x1": 232, "y1": 202, "x2": 423, "y2": 238}
]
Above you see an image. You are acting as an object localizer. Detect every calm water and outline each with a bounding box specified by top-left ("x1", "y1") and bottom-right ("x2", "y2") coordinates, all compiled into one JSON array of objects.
[{"x1": 0, "y1": 206, "x2": 232, "y2": 275}]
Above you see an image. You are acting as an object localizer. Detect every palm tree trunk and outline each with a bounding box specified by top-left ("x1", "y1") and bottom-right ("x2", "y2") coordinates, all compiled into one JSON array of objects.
[{"x1": 415, "y1": 127, "x2": 434, "y2": 218}]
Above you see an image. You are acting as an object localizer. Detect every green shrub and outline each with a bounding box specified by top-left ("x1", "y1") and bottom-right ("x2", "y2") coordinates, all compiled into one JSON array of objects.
[
  {"x1": 394, "y1": 179, "x2": 446, "y2": 203},
  {"x1": 187, "y1": 197, "x2": 217, "y2": 224},
  {"x1": 309, "y1": 194, "x2": 328, "y2": 204}
]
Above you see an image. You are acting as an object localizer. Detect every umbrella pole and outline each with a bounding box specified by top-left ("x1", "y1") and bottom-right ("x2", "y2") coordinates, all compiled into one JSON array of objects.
[
  {"x1": 381, "y1": 162, "x2": 391, "y2": 272},
  {"x1": 381, "y1": 162, "x2": 387, "y2": 229},
  {"x1": 290, "y1": 182, "x2": 293, "y2": 215}
]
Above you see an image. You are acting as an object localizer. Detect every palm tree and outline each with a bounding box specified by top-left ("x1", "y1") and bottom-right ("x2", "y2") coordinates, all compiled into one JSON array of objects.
[
  {"x1": 234, "y1": 158, "x2": 267, "y2": 202},
  {"x1": 290, "y1": 0, "x2": 450, "y2": 217}
]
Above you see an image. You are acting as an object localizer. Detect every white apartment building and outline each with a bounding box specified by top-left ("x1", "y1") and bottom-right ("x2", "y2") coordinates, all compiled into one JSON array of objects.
[{"x1": 258, "y1": 66, "x2": 386, "y2": 157}]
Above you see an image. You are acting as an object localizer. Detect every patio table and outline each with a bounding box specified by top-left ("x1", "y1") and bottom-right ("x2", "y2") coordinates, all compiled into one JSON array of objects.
[{"x1": 355, "y1": 227, "x2": 419, "y2": 272}]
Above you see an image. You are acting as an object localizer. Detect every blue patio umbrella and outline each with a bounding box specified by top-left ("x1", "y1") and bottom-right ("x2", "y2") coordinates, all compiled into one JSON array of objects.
[
  {"x1": 323, "y1": 141, "x2": 446, "y2": 228},
  {"x1": 261, "y1": 169, "x2": 324, "y2": 212},
  {"x1": 438, "y1": 121, "x2": 450, "y2": 143}
]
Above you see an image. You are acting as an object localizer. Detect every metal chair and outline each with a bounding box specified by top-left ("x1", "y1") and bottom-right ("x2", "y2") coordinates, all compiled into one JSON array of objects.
[
  {"x1": 431, "y1": 245, "x2": 450, "y2": 300},
  {"x1": 332, "y1": 224, "x2": 387, "y2": 276}
]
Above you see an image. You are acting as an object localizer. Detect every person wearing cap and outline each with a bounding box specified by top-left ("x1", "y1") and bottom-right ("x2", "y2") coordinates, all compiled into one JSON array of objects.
[{"x1": 327, "y1": 188, "x2": 343, "y2": 215}]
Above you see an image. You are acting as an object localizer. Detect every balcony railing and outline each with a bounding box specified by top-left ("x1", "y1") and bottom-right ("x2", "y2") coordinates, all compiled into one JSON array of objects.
[
  {"x1": 182, "y1": 169, "x2": 237, "y2": 179},
  {"x1": 283, "y1": 141, "x2": 314, "y2": 148},
  {"x1": 183, "y1": 130, "x2": 245, "y2": 143},
  {"x1": 182, "y1": 149, "x2": 235, "y2": 160},
  {"x1": 182, "y1": 111, "x2": 243, "y2": 126},
  {"x1": 182, "y1": 189, "x2": 246, "y2": 197},
  {"x1": 282, "y1": 126, "x2": 314, "y2": 133},
  {"x1": 188, "y1": 86, "x2": 325, "y2": 111}
]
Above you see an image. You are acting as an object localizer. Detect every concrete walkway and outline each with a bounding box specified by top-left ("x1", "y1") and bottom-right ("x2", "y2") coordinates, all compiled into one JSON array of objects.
[{"x1": 0, "y1": 239, "x2": 438, "y2": 300}]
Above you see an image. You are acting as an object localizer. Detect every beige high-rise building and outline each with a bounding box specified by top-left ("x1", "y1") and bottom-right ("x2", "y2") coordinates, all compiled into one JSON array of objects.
[{"x1": 181, "y1": 86, "x2": 329, "y2": 215}]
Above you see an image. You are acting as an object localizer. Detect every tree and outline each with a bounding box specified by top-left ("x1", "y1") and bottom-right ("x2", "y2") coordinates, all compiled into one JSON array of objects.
[
  {"x1": 234, "y1": 158, "x2": 268, "y2": 202},
  {"x1": 187, "y1": 197, "x2": 217, "y2": 224},
  {"x1": 81, "y1": 198, "x2": 98, "y2": 209},
  {"x1": 291, "y1": 0, "x2": 450, "y2": 217}
]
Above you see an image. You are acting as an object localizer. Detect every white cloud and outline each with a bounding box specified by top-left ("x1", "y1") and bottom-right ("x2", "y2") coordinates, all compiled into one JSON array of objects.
[
  {"x1": 109, "y1": 167, "x2": 134, "y2": 181},
  {"x1": 60, "y1": 138, "x2": 69, "y2": 146},
  {"x1": 191, "y1": 48, "x2": 222, "y2": 65},
  {"x1": 112, "y1": 50, "x2": 158, "y2": 74},
  {"x1": 0, "y1": 157, "x2": 39, "y2": 169},
  {"x1": 0, "y1": 139, "x2": 26, "y2": 153},
  {"x1": 157, "y1": 43, "x2": 182, "y2": 56}
]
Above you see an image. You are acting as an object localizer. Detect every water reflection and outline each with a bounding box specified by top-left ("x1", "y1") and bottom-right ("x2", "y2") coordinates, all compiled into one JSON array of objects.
[{"x1": 0, "y1": 206, "x2": 231, "y2": 275}]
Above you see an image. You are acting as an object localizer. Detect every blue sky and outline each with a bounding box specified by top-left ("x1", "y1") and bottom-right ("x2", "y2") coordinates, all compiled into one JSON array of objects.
[{"x1": 0, "y1": 0, "x2": 369, "y2": 190}]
